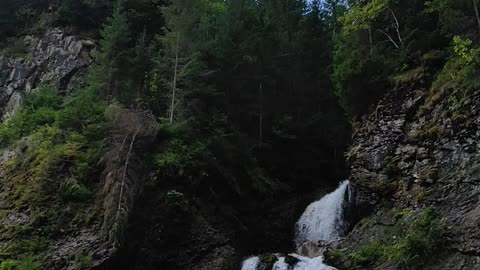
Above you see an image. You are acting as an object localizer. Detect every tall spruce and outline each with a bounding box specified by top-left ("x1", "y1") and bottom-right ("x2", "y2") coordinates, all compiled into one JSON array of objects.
[{"x1": 89, "y1": 0, "x2": 130, "y2": 101}]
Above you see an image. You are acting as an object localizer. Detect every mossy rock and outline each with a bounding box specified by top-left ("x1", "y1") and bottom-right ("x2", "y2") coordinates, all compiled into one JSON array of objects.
[
  {"x1": 260, "y1": 254, "x2": 278, "y2": 270},
  {"x1": 383, "y1": 156, "x2": 400, "y2": 177}
]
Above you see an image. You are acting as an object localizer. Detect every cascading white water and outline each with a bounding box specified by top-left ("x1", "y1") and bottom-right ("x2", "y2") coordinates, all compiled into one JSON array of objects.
[
  {"x1": 240, "y1": 180, "x2": 350, "y2": 270},
  {"x1": 295, "y1": 180, "x2": 350, "y2": 245},
  {"x1": 241, "y1": 256, "x2": 260, "y2": 270},
  {"x1": 272, "y1": 255, "x2": 337, "y2": 270}
]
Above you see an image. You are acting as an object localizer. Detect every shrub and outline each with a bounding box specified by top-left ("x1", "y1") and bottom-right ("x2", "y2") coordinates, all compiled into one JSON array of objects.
[
  {"x1": 0, "y1": 260, "x2": 18, "y2": 270},
  {"x1": 59, "y1": 178, "x2": 92, "y2": 202},
  {"x1": 56, "y1": 88, "x2": 107, "y2": 133},
  {"x1": 17, "y1": 255, "x2": 40, "y2": 270},
  {"x1": 416, "y1": 191, "x2": 429, "y2": 202},
  {"x1": 0, "y1": 85, "x2": 108, "y2": 260},
  {"x1": 155, "y1": 138, "x2": 208, "y2": 176},
  {"x1": 452, "y1": 36, "x2": 480, "y2": 67},
  {"x1": 348, "y1": 241, "x2": 385, "y2": 266},
  {"x1": 348, "y1": 207, "x2": 446, "y2": 269},
  {"x1": 0, "y1": 85, "x2": 62, "y2": 147},
  {"x1": 73, "y1": 254, "x2": 92, "y2": 270},
  {"x1": 383, "y1": 155, "x2": 400, "y2": 176}
]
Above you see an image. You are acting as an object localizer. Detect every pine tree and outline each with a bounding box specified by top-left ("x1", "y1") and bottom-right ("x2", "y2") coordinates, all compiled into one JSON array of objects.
[
  {"x1": 152, "y1": 0, "x2": 226, "y2": 122},
  {"x1": 89, "y1": 0, "x2": 130, "y2": 101}
]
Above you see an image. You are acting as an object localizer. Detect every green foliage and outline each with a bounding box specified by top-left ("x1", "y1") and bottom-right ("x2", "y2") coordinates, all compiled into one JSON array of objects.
[
  {"x1": 419, "y1": 36, "x2": 479, "y2": 118},
  {"x1": 348, "y1": 240, "x2": 385, "y2": 266},
  {"x1": 409, "y1": 124, "x2": 447, "y2": 141},
  {"x1": 59, "y1": 178, "x2": 93, "y2": 202},
  {"x1": 0, "y1": 85, "x2": 107, "y2": 262},
  {"x1": 326, "y1": 250, "x2": 346, "y2": 262},
  {"x1": 88, "y1": 0, "x2": 130, "y2": 101},
  {"x1": 339, "y1": 0, "x2": 392, "y2": 33},
  {"x1": 424, "y1": 0, "x2": 445, "y2": 13},
  {"x1": 452, "y1": 36, "x2": 480, "y2": 66},
  {"x1": 416, "y1": 191, "x2": 430, "y2": 202},
  {"x1": 348, "y1": 208, "x2": 446, "y2": 269},
  {"x1": 0, "y1": 260, "x2": 18, "y2": 270},
  {"x1": 16, "y1": 255, "x2": 40, "y2": 270},
  {"x1": 345, "y1": 145, "x2": 362, "y2": 160},
  {"x1": 260, "y1": 254, "x2": 277, "y2": 269},
  {"x1": 332, "y1": 30, "x2": 390, "y2": 116},
  {"x1": 73, "y1": 254, "x2": 92, "y2": 270},
  {"x1": 0, "y1": 85, "x2": 62, "y2": 147},
  {"x1": 0, "y1": 256, "x2": 40, "y2": 270},
  {"x1": 424, "y1": 0, "x2": 479, "y2": 39},
  {"x1": 57, "y1": 0, "x2": 112, "y2": 31},
  {"x1": 0, "y1": 85, "x2": 107, "y2": 184},
  {"x1": 155, "y1": 136, "x2": 208, "y2": 177}
]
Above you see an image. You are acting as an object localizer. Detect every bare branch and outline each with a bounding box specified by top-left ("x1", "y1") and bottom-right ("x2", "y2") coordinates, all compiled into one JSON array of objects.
[
  {"x1": 377, "y1": 29, "x2": 399, "y2": 49},
  {"x1": 389, "y1": 9, "x2": 404, "y2": 48}
]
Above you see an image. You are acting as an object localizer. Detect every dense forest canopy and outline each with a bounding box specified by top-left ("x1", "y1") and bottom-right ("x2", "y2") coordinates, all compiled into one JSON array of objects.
[{"x1": 2, "y1": 0, "x2": 479, "y2": 118}]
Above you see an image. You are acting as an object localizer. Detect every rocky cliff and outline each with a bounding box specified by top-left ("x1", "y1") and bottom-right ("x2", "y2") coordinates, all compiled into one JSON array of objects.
[
  {"x1": 326, "y1": 69, "x2": 480, "y2": 269},
  {"x1": 0, "y1": 28, "x2": 94, "y2": 118},
  {"x1": 0, "y1": 29, "x2": 109, "y2": 270}
]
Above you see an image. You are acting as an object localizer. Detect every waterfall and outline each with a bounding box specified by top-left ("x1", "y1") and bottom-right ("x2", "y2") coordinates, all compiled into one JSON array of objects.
[
  {"x1": 273, "y1": 255, "x2": 337, "y2": 270},
  {"x1": 295, "y1": 180, "x2": 350, "y2": 245},
  {"x1": 241, "y1": 256, "x2": 260, "y2": 270},
  {"x1": 240, "y1": 180, "x2": 350, "y2": 270},
  {"x1": 272, "y1": 257, "x2": 288, "y2": 270}
]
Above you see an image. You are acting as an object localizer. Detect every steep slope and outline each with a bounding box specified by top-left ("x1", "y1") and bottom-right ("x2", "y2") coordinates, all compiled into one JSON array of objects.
[
  {"x1": 0, "y1": 29, "x2": 110, "y2": 269},
  {"x1": 326, "y1": 67, "x2": 480, "y2": 269}
]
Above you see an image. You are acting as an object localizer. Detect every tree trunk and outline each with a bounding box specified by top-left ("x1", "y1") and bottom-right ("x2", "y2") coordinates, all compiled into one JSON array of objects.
[
  {"x1": 378, "y1": 29, "x2": 399, "y2": 49},
  {"x1": 169, "y1": 34, "x2": 180, "y2": 124},
  {"x1": 368, "y1": 28, "x2": 373, "y2": 55},
  {"x1": 107, "y1": 47, "x2": 115, "y2": 102},
  {"x1": 389, "y1": 9, "x2": 404, "y2": 48},
  {"x1": 473, "y1": 0, "x2": 480, "y2": 35},
  {"x1": 136, "y1": 27, "x2": 147, "y2": 109},
  {"x1": 259, "y1": 82, "x2": 263, "y2": 144},
  {"x1": 113, "y1": 129, "x2": 138, "y2": 247}
]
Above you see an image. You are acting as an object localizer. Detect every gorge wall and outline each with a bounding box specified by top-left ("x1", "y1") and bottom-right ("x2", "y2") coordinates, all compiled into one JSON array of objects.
[{"x1": 326, "y1": 69, "x2": 480, "y2": 269}]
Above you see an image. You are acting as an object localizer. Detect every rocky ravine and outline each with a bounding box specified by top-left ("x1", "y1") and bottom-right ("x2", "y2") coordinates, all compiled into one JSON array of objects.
[
  {"x1": 0, "y1": 29, "x2": 108, "y2": 270},
  {"x1": 0, "y1": 28, "x2": 94, "y2": 118},
  {"x1": 0, "y1": 29, "x2": 329, "y2": 270},
  {"x1": 327, "y1": 74, "x2": 480, "y2": 269}
]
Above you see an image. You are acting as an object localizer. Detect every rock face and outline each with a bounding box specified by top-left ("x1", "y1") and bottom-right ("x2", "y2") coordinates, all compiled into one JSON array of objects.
[
  {"x1": 0, "y1": 28, "x2": 94, "y2": 117},
  {"x1": 0, "y1": 29, "x2": 103, "y2": 270},
  {"x1": 330, "y1": 75, "x2": 480, "y2": 269}
]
